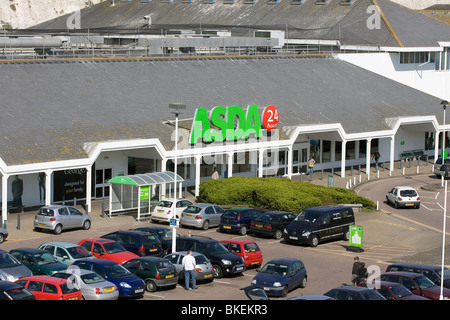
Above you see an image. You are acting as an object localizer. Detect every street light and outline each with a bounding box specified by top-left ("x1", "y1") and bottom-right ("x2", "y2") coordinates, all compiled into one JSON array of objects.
[
  {"x1": 441, "y1": 99, "x2": 449, "y2": 300},
  {"x1": 169, "y1": 103, "x2": 186, "y2": 254}
]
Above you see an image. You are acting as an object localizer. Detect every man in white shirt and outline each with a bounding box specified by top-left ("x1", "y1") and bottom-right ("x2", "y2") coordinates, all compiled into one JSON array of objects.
[{"x1": 182, "y1": 250, "x2": 198, "y2": 290}]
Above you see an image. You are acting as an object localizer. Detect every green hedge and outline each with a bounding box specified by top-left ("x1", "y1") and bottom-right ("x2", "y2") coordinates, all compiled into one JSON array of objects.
[{"x1": 199, "y1": 176, "x2": 376, "y2": 214}]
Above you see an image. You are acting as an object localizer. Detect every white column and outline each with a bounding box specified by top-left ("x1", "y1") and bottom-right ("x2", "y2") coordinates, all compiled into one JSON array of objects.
[
  {"x1": 195, "y1": 155, "x2": 201, "y2": 197},
  {"x1": 366, "y1": 138, "x2": 372, "y2": 180},
  {"x1": 85, "y1": 166, "x2": 91, "y2": 212},
  {"x1": 1, "y1": 174, "x2": 8, "y2": 228},
  {"x1": 161, "y1": 158, "x2": 167, "y2": 198},
  {"x1": 390, "y1": 136, "x2": 395, "y2": 176},
  {"x1": 227, "y1": 152, "x2": 233, "y2": 178},
  {"x1": 258, "y1": 149, "x2": 264, "y2": 178},
  {"x1": 435, "y1": 130, "x2": 440, "y2": 161},
  {"x1": 341, "y1": 140, "x2": 347, "y2": 178},
  {"x1": 45, "y1": 170, "x2": 52, "y2": 206},
  {"x1": 287, "y1": 146, "x2": 293, "y2": 179}
]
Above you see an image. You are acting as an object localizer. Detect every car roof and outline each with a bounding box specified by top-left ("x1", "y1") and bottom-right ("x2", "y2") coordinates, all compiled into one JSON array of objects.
[
  {"x1": 76, "y1": 258, "x2": 117, "y2": 266},
  {"x1": 39, "y1": 241, "x2": 80, "y2": 248},
  {"x1": 266, "y1": 258, "x2": 302, "y2": 264},
  {"x1": 169, "y1": 251, "x2": 205, "y2": 257},
  {"x1": 128, "y1": 256, "x2": 167, "y2": 262},
  {"x1": 10, "y1": 248, "x2": 47, "y2": 254},
  {"x1": 40, "y1": 205, "x2": 72, "y2": 209},
  {"x1": 262, "y1": 211, "x2": 291, "y2": 215},
  {"x1": 382, "y1": 271, "x2": 424, "y2": 278},
  {"x1": 105, "y1": 230, "x2": 148, "y2": 236},
  {"x1": 159, "y1": 198, "x2": 190, "y2": 202},
  {"x1": 55, "y1": 269, "x2": 97, "y2": 276},
  {"x1": 0, "y1": 280, "x2": 25, "y2": 290},
  {"x1": 220, "y1": 239, "x2": 258, "y2": 245},
  {"x1": 333, "y1": 285, "x2": 374, "y2": 292},
  {"x1": 188, "y1": 203, "x2": 215, "y2": 208},
  {"x1": 393, "y1": 186, "x2": 416, "y2": 190},
  {"x1": 302, "y1": 205, "x2": 352, "y2": 212},
  {"x1": 20, "y1": 276, "x2": 71, "y2": 284},
  {"x1": 388, "y1": 263, "x2": 441, "y2": 271},
  {"x1": 81, "y1": 238, "x2": 114, "y2": 243}
]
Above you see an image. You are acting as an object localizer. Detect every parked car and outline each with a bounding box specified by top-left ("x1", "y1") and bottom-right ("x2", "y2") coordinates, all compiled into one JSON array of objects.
[
  {"x1": 386, "y1": 186, "x2": 420, "y2": 209},
  {"x1": 133, "y1": 226, "x2": 177, "y2": 254},
  {"x1": 433, "y1": 157, "x2": 450, "y2": 178},
  {"x1": 241, "y1": 285, "x2": 269, "y2": 300},
  {"x1": 72, "y1": 259, "x2": 145, "y2": 298},
  {"x1": 123, "y1": 257, "x2": 178, "y2": 292},
  {"x1": 220, "y1": 240, "x2": 263, "y2": 268},
  {"x1": 385, "y1": 263, "x2": 450, "y2": 289},
  {"x1": 33, "y1": 205, "x2": 92, "y2": 235},
  {"x1": 78, "y1": 238, "x2": 139, "y2": 265},
  {"x1": 0, "y1": 249, "x2": 32, "y2": 281},
  {"x1": 283, "y1": 206, "x2": 355, "y2": 247},
  {"x1": 0, "y1": 227, "x2": 8, "y2": 244},
  {"x1": 380, "y1": 271, "x2": 450, "y2": 300},
  {"x1": 16, "y1": 275, "x2": 82, "y2": 300},
  {"x1": 250, "y1": 211, "x2": 295, "y2": 240},
  {"x1": 9, "y1": 248, "x2": 67, "y2": 275},
  {"x1": 251, "y1": 258, "x2": 307, "y2": 297},
  {"x1": 151, "y1": 198, "x2": 193, "y2": 223},
  {"x1": 219, "y1": 207, "x2": 263, "y2": 235},
  {"x1": 52, "y1": 269, "x2": 119, "y2": 300},
  {"x1": 179, "y1": 203, "x2": 225, "y2": 230},
  {"x1": 358, "y1": 281, "x2": 429, "y2": 300},
  {"x1": 176, "y1": 236, "x2": 246, "y2": 278},
  {"x1": 164, "y1": 251, "x2": 214, "y2": 283},
  {"x1": 101, "y1": 230, "x2": 163, "y2": 257},
  {"x1": 323, "y1": 285, "x2": 386, "y2": 300},
  {"x1": 0, "y1": 280, "x2": 35, "y2": 300},
  {"x1": 38, "y1": 241, "x2": 96, "y2": 266}
]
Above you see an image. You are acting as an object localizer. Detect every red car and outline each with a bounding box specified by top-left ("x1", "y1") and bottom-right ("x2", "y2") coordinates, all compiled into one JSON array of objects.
[
  {"x1": 358, "y1": 281, "x2": 430, "y2": 300},
  {"x1": 78, "y1": 238, "x2": 139, "y2": 265},
  {"x1": 220, "y1": 240, "x2": 263, "y2": 268},
  {"x1": 15, "y1": 276, "x2": 82, "y2": 300}
]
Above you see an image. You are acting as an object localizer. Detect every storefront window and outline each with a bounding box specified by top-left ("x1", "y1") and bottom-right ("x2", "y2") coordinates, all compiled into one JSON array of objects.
[
  {"x1": 346, "y1": 141, "x2": 355, "y2": 160},
  {"x1": 322, "y1": 140, "x2": 331, "y2": 163},
  {"x1": 425, "y1": 132, "x2": 435, "y2": 151}
]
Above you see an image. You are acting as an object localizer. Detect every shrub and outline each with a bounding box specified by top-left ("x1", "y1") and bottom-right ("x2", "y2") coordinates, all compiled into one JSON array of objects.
[{"x1": 199, "y1": 176, "x2": 376, "y2": 213}]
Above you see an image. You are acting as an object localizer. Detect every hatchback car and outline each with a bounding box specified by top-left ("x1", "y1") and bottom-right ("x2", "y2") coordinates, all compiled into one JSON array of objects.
[
  {"x1": 358, "y1": 281, "x2": 429, "y2": 300},
  {"x1": 9, "y1": 248, "x2": 67, "y2": 275},
  {"x1": 250, "y1": 211, "x2": 295, "y2": 240},
  {"x1": 251, "y1": 258, "x2": 307, "y2": 297},
  {"x1": 0, "y1": 227, "x2": 8, "y2": 244},
  {"x1": 78, "y1": 238, "x2": 139, "y2": 265},
  {"x1": 72, "y1": 259, "x2": 145, "y2": 298},
  {"x1": 219, "y1": 207, "x2": 263, "y2": 235},
  {"x1": 123, "y1": 257, "x2": 178, "y2": 292},
  {"x1": 151, "y1": 198, "x2": 194, "y2": 223},
  {"x1": 180, "y1": 203, "x2": 225, "y2": 230},
  {"x1": 220, "y1": 240, "x2": 263, "y2": 268},
  {"x1": 386, "y1": 186, "x2": 420, "y2": 209},
  {"x1": 164, "y1": 251, "x2": 214, "y2": 283},
  {"x1": 385, "y1": 263, "x2": 450, "y2": 289},
  {"x1": 133, "y1": 226, "x2": 177, "y2": 255},
  {"x1": 323, "y1": 285, "x2": 386, "y2": 300},
  {"x1": 0, "y1": 249, "x2": 32, "y2": 281},
  {"x1": 38, "y1": 241, "x2": 96, "y2": 266},
  {"x1": 433, "y1": 158, "x2": 450, "y2": 178},
  {"x1": 101, "y1": 230, "x2": 163, "y2": 257},
  {"x1": 33, "y1": 205, "x2": 92, "y2": 235},
  {"x1": 0, "y1": 280, "x2": 35, "y2": 300},
  {"x1": 380, "y1": 271, "x2": 450, "y2": 300},
  {"x1": 16, "y1": 275, "x2": 82, "y2": 300},
  {"x1": 52, "y1": 269, "x2": 119, "y2": 300}
]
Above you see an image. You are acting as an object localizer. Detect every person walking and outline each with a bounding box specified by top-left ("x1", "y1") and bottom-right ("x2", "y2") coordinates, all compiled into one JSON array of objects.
[
  {"x1": 355, "y1": 262, "x2": 368, "y2": 285},
  {"x1": 351, "y1": 256, "x2": 361, "y2": 285},
  {"x1": 211, "y1": 167, "x2": 219, "y2": 180},
  {"x1": 182, "y1": 250, "x2": 198, "y2": 290},
  {"x1": 307, "y1": 157, "x2": 315, "y2": 175}
]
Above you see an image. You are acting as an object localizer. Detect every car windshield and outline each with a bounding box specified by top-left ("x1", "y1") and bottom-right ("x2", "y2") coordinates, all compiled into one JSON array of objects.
[
  {"x1": 66, "y1": 246, "x2": 92, "y2": 259},
  {"x1": 102, "y1": 242, "x2": 126, "y2": 254},
  {"x1": 361, "y1": 290, "x2": 385, "y2": 300},
  {"x1": 142, "y1": 235, "x2": 160, "y2": 245},
  {"x1": 81, "y1": 272, "x2": 105, "y2": 284},
  {"x1": 400, "y1": 189, "x2": 417, "y2": 197},
  {"x1": 37, "y1": 208, "x2": 54, "y2": 217},
  {"x1": 35, "y1": 252, "x2": 57, "y2": 265},
  {"x1": 156, "y1": 229, "x2": 172, "y2": 240},
  {"x1": 104, "y1": 263, "x2": 132, "y2": 277},
  {"x1": 389, "y1": 284, "x2": 413, "y2": 298},
  {"x1": 184, "y1": 206, "x2": 202, "y2": 214},
  {"x1": 157, "y1": 201, "x2": 172, "y2": 208},
  {"x1": 260, "y1": 263, "x2": 289, "y2": 276},
  {"x1": 295, "y1": 211, "x2": 321, "y2": 224},
  {"x1": 5, "y1": 287, "x2": 35, "y2": 300},
  {"x1": 415, "y1": 275, "x2": 436, "y2": 289},
  {"x1": 205, "y1": 242, "x2": 229, "y2": 255},
  {"x1": 0, "y1": 252, "x2": 21, "y2": 268}
]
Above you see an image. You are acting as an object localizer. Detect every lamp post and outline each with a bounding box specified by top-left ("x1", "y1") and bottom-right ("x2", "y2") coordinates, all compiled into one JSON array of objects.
[
  {"x1": 441, "y1": 99, "x2": 449, "y2": 300},
  {"x1": 169, "y1": 102, "x2": 186, "y2": 254}
]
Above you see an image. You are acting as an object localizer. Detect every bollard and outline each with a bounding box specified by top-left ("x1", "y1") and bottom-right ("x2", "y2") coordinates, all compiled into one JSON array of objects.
[
  {"x1": 310, "y1": 171, "x2": 313, "y2": 182},
  {"x1": 74, "y1": 197, "x2": 77, "y2": 207},
  {"x1": 321, "y1": 169, "x2": 324, "y2": 180},
  {"x1": 417, "y1": 165, "x2": 419, "y2": 174},
  {"x1": 376, "y1": 200, "x2": 379, "y2": 211},
  {"x1": 102, "y1": 198, "x2": 106, "y2": 218},
  {"x1": 16, "y1": 208, "x2": 21, "y2": 230},
  {"x1": 403, "y1": 167, "x2": 405, "y2": 175},
  {"x1": 300, "y1": 172, "x2": 303, "y2": 182}
]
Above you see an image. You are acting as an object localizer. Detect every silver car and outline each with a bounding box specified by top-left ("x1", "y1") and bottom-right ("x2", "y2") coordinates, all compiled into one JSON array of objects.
[
  {"x1": 0, "y1": 249, "x2": 32, "y2": 282},
  {"x1": 164, "y1": 251, "x2": 214, "y2": 283},
  {"x1": 179, "y1": 204, "x2": 224, "y2": 230},
  {"x1": 33, "y1": 205, "x2": 92, "y2": 235},
  {"x1": 38, "y1": 241, "x2": 97, "y2": 266},
  {"x1": 0, "y1": 227, "x2": 8, "y2": 244},
  {"x1": 52, "y1": 269, "x2": 119, "y2": 300}
]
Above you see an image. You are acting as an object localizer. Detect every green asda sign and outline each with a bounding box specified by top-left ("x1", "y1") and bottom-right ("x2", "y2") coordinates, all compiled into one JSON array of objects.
[{"x1": 189, "y1": 105, "x2": 279, "y2": 145}]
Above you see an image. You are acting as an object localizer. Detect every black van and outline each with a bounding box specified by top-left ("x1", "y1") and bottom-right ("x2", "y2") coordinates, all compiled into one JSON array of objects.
[{"x1": 283, "y1": 206, "x2": 355, "y2": 247}]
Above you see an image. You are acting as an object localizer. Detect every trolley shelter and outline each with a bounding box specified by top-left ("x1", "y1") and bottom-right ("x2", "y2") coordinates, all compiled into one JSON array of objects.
[{"x1": 108, "y1": 171, "x2": 184, "y2": 221}]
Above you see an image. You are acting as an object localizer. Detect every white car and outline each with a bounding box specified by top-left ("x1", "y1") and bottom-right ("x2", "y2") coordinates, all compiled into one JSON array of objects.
[
  {"x1": 151, "y1": 198, "x2": 193, "y2": 223},
  {"x1": 386, "y1": 186, "x2": 420, "y2": 209}
]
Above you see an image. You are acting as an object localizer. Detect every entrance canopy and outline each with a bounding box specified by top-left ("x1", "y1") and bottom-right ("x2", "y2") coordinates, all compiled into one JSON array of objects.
[{"x1": 109, "y1": 171, "x2": 184, "y2": 221}]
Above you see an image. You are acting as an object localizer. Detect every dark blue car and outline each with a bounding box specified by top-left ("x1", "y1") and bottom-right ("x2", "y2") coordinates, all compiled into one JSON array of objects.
[
  {"x1": 101, "y1": 230, "x2": 163, "y2": 257},
  {"x1": 219, "y1": 208, "x2": 263, "y2": 235},
  {"x1": 251, "y1": 258, "x2": 307, "y2": 297},
  {"x1": 72, "y1": 259, "x2": 145, "y2": 298}
]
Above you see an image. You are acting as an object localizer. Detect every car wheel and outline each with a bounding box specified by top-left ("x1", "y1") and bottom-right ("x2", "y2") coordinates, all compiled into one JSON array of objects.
[
  {"x1": 213, "y1": 265, "x2": 223, "y2": 279},
  {"x1": 54, "y1": 224, "x2": 63, "y2": 235},
  {"x1": 300, "y1": 277, "x2": 307, "y2": 288},
  {"x1": 273, "y1": 229, "x2": 282, "y2": 240},
  {"x1": 202, "y1": 220, "x2": 210, "y2": 230},
  {"x1": 239, "y1": 226, "x2": 247, "y2": 236},
  {"x1": 394, "y1": 201, "x2": 399, "y2": 209},
  {"x1": 343, "y1": 229, "x2": 350, "y2": 241},
  {"x1": 415, "y1": 204, "x2": 421, "y2": 209},
  {"x1": 310, "y1": 235, "x2": 319, "y2": 247},
  {"x1": 0, "y1": 233, "x2": 5, "y2": 244},
  {"x1": 281, "y1": 285, "x2": 289, "y2": 297},
  {"x1": 82, "y1": 220, "x2": 91, "y2": 230},
  {"x1": 145, "y1": 280, "x2": 157, "y2": 292}
]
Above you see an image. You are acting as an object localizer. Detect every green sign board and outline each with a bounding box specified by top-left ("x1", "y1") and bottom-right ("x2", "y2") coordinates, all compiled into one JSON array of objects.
[
  {"x1": 140, "y1": 186, "x2": 150, "y2": 201},
  {"x1": 349, "y1": 225, "x2": 363, "y2": 247},
  {"x1": 441, "y1": 150, "x2": 448, "y2": 160}
]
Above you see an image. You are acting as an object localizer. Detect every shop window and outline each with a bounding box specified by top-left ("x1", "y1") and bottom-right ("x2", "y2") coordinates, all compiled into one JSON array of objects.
[{"x1": 425, "y1": 132, "x2": 435, "y2": 151}]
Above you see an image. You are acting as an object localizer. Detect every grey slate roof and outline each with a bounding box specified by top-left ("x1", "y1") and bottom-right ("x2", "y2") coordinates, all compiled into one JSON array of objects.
[{"x1": 0, "y1": 55, "x2": 443, "y2": 166}]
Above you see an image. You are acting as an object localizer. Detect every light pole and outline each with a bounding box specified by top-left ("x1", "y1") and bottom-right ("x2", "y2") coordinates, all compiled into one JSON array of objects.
[
  {"x1": 169, "y1": 102, "x2": 186, "y2": 254},
  {"x1": 441, "y1": 99, "x2": 449, "y2": 300}
]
